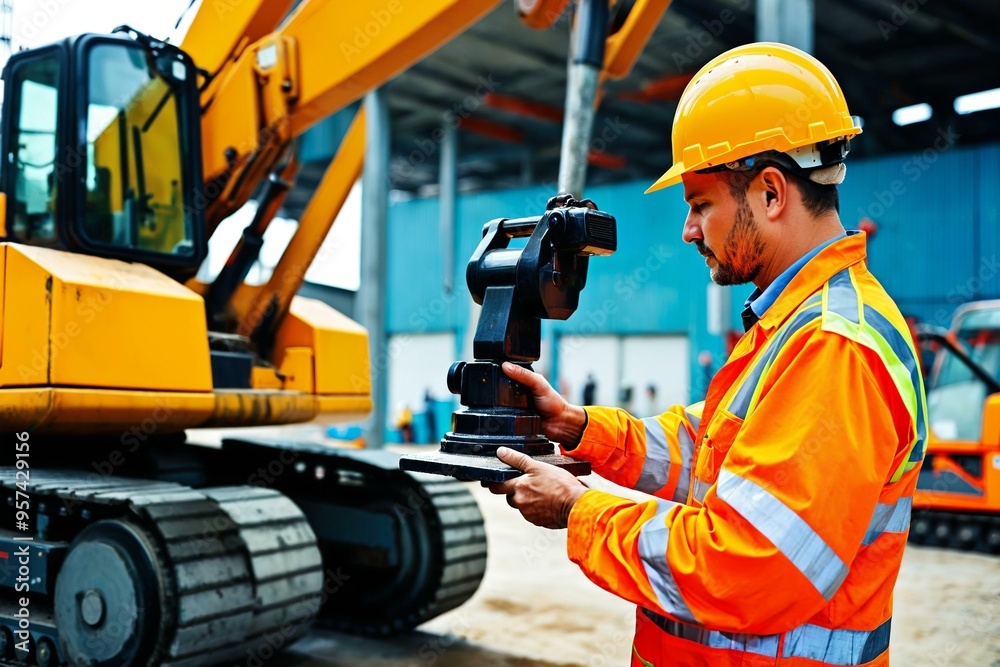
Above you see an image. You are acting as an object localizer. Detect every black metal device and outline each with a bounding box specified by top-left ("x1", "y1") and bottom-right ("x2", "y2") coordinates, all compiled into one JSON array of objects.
[{"x1": 400, "y1": 195, "x2": 617, "y2": 482}]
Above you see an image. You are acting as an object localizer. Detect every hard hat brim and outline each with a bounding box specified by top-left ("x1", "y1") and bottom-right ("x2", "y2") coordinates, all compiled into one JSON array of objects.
[{"x1": 644, "y1": 163, "x2": 686, "y2": 194}]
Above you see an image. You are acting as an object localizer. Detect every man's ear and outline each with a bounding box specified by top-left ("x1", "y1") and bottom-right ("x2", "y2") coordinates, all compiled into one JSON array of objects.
[{"x1": 757, "y1": 166, "x2": 788, "y2": 221}]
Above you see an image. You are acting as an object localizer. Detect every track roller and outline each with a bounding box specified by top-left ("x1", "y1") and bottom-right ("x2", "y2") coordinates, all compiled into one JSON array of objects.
[{"x1": 54, "y1": 520, "x2": 170, "y2": 667}]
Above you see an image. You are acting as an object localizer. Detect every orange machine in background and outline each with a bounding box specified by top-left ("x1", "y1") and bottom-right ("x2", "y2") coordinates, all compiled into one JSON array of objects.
[{"x1": 909, "y1": 300, "x2": 1000, "y2": 553}]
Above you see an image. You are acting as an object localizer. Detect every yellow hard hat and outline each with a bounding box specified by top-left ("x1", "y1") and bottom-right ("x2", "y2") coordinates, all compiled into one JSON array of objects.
[{"x1": 646, "y1": 42, "x2": 862, "y2": 193}]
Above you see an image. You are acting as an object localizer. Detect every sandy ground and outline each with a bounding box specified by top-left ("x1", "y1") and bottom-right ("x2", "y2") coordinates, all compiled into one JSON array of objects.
[{"x1": 262, "y1": 458, "x2": 1000, "y2": 667}]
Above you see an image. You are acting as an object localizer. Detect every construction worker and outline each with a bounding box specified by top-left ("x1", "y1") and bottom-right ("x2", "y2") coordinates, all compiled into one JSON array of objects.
[{"x1": 489, "y1": 42, "x2": 926, "y2": 666}]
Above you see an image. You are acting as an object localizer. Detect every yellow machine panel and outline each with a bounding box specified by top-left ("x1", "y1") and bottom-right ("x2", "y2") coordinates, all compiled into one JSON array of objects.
[
  {"x1": 0, "y1": 243, "x2": 213, "y2": 391},
  {"x1": 0, "y1": 387, "x2": 214, "y2": 434},
  {"x1": 0, "y1": 245, "x2": 371, "y2": 433},
  {"x1": 274, "y1": 296, "x2": 372, "y2": 397}
]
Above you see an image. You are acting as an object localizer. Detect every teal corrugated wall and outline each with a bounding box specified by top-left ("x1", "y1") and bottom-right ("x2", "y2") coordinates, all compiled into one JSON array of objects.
[{"x1": 387, "y1": 141, "x2": 1000, "y2": 402}]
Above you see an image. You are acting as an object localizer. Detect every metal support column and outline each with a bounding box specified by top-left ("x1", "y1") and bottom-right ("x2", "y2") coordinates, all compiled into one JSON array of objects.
[
  {"x1": 756, "y1": 0, "x2": 814, "y2": 54},
  {"x1": 359, "y1": 89, "x2": 390, "y2": 448},
  {"x1": 556, "y1": 0, "x2": 608, "y2": 198},
  {"x1": 439, "y1": 123, "x2": 457, "y2": 295}
]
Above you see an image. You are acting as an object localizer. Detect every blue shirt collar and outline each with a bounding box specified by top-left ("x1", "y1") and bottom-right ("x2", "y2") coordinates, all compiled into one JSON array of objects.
[{"x1": 744, "y1": 231, "x2": 851, "y2": 319}]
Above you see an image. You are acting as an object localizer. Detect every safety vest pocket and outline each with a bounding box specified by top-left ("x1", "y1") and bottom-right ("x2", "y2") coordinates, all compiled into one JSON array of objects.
[{"x1": 694, "y1": 409, "x2": 745, "y2": 501}]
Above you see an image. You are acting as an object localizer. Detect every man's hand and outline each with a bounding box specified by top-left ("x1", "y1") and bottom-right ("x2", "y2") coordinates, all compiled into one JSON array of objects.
[
  {"x1": 487, "y1": 447, "x2": 588, "y2": 529},
  {"x1": 501, "y1": 362, "x2": 588, "y2": 448}
]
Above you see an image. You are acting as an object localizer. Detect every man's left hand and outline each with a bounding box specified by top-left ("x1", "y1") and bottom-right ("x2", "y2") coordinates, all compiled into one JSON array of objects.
[{"x1": 486, "y1": 447, "x2": 588, "y2": 529}]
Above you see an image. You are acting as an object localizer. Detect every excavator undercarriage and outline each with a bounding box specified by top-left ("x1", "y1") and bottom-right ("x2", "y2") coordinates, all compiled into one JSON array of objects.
[{"x1": 0, "y1": 439, "x2": 487, "y2": 667}]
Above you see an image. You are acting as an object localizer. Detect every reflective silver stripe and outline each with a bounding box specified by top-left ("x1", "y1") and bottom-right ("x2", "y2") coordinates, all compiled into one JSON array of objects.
[
  {"x1": 782, "y1": 619, "x2": 891, "y2": 664},
  {"x1": 637, "y1": 418, "x2": 694, "y2": 502},
  {"x1": 692, "y1": 478, "x2": 711, "y2": 504},
  {"x1": 642, "y1": 609, "x2": 779, "y2": 658},
  {"x1": 637, "y1": 505, "x2": 697, "y2": 623},
  {"x1": 636, "y1": 418, "x2": 670, "y2": 494},
  {"x1": 685, "y1": 409, "x2": 701, "y2": 435},
  {"x1": 645, "y1": 610, "x2": 891, "y2": 665},
  {"x1": 826, "y1": 268, "x2": 860, "y2": 324},
  {"x1": 862, "y1": 497, "x2": 913, "y2": 546},
  {"x1": 673, "y1": 424, "x2": 694, "y2": 503},
  {"x1": 716, "y1": 470, "x2": 849, "y2": 600},
  {"x1": 729, "y1": 304, "x2": 823, "y2": 419}
]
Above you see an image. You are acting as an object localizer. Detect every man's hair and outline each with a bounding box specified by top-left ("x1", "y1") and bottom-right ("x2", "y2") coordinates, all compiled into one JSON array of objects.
[{"x1": 721, "y1": 162, "x2": 839, "y2": 216}]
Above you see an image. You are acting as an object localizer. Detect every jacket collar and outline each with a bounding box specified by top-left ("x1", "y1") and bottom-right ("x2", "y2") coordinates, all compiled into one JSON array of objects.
[{"x1": 756, "y1": 231, "x2": 868, "y2": 333}]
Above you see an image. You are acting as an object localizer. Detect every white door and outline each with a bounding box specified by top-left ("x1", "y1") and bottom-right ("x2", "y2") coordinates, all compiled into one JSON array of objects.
[
  {"x1": 621, "y1": 335, "x2": 690, "y2": 416},
  {"x1": 557, "y1": 335, "x2": 620, "y2": 407},
  {"x1": 387, "y1": 332, "x2": 455, "y2": 424}
]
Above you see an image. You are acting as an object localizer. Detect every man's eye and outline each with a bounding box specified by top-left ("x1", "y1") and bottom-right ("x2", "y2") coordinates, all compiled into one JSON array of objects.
[{"x1": 693, "y1": 203, "x2": 707, "y2": 213}]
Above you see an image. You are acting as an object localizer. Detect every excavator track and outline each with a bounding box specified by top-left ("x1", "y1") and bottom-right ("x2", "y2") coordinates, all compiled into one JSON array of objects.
[
  {"x1": 0, "y1": 438, "x2": 488, "y2": 665},
  {"x1": 216, "y1": 439, "x2": 488, "y2": 636},
  {"x1": 0, "y1": 471, "x2": 322, "y2": 667},
  {"x1": 908, "y1": 508, "x2": 1000, "y2": 554}
]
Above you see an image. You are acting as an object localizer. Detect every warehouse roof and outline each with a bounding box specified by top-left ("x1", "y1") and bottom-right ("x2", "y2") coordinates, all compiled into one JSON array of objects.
[{"x1": 293, "y1": 0, "x2": 1000, "y2": 200}]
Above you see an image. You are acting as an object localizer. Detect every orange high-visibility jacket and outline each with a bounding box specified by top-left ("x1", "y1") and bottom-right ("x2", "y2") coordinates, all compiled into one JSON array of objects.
[{"x1": 565, "y1": 233, "x2": 926, "y2": 667}]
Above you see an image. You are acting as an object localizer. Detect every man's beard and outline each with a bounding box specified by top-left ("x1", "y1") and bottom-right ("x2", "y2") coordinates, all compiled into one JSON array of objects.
[{"x1": 697, "y1": 199, "x2": 765, "y2": 286}]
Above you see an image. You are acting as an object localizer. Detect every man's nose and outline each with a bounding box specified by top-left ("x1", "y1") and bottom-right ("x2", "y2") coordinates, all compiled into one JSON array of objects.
[{"x1": 682, "y1": 213, "x2": 702, "y2": 244}]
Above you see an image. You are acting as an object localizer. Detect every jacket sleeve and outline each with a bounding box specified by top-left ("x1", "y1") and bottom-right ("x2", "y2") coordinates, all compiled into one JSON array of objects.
[
  {"x1": 566, "y1": 333, "x2": 911, "y2": 635},
  {"x1": 564, "y1": 402, "x2": 703, "y2": 503}
]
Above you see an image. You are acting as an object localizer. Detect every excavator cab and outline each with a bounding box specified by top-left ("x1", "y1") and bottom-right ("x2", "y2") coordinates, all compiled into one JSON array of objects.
[{"x1": 0, "y1": 29, "x2": 205, "y2": 278}]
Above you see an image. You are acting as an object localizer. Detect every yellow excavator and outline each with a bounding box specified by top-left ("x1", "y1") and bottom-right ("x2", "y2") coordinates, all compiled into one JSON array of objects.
[{"x1": 0, "y1": 1, "x2": 670, "y2": 664}]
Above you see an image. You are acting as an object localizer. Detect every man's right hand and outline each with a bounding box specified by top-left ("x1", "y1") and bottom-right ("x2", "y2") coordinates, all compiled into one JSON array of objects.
[{"x1": 501, "y1": 362, "x2": 588, "y2": 449}]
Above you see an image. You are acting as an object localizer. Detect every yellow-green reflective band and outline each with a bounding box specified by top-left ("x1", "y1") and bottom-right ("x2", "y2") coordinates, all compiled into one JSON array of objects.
[
  {"x1": 633, "y1": 644, "x2": 654, "y2": 667},
  {"x1": 823, "y1": 311, "x2": 861, "y2": 340},
  {"x1": 859, "y1": 305, "x2": 927, "y2": 482}
]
